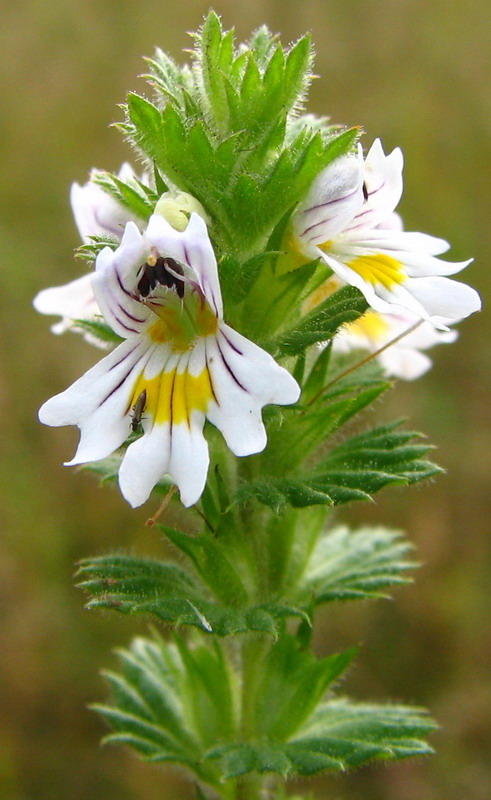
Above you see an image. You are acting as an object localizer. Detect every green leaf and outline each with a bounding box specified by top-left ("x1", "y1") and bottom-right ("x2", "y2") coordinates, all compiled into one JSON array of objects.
[
  {"x1": 194, "y1": 12, "x2": 232, "y2": 133},
  {"x1": 207, "y1": 700, "x2": 435, "y2": 778},
  {"x1": 294, "y1": 525, "x2": 417, "y2": 605},
  {"x1": 76, "y1": 553, "x2": 305, "y2": 637},
  {"x1": 92, "y1": 634, "x2": 227, "y2": 788},
  {"x1": 71, "y1": 318, "x2": 123, "y2": 346},
  {"x1": 237, "y1": 421, "x2": 441, "y2": 511},
  {"x1": 75, "y1": 233, "x2": 119, "y2": 266},
  {"x1": 253, "y1": 636, "x2": 356, "y2": 739},
  {"x1": 92, "y1": 171, "x2": 156, "y2": 220},
  {"x1": 274, "y1": 285, "x2": 368, "y2": 356}
]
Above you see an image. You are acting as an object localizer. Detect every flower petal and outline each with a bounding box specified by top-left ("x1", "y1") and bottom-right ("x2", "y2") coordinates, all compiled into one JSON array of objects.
[
  {"x1": 70, "y1": 164, "x2": 140, "y2": 242},
  {"x1": 403, "y1": 275, "x2": 482, "y2": 321},
  {"x1": 33, "y1": 273, "x2": 100, "y2": 335},
  {"x1": 118, "y1": 343, "x2": 211, "y2": 507},
  {"x1": 293, "y1": 149, "x2": 365, "y2": 246},
  {"x1": 92, "y1": 224, "x2": 151, "y2": 338},
  {"x1": 39, "y1": 338, "x2": 154, "y2": 463},
  {"x1": 145, "y1": 213, "x2": 223, "y2": 318},
  {"x1": 345, "y1": 139, "x2": 403, "y2": 233},
  {"x1": 379, "y1": 346, "x2": 433, "y2": 380},
  {"x1": 205, "y1": 324, "x2": 300, "y2": 456}
]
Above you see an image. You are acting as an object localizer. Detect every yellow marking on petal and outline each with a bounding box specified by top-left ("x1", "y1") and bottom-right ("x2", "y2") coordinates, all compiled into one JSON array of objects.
[
  {"x1": 347, "y1": 253, "x2": 406, "y2": 290},
  {"x1": 303, "y1": 275, "x2": 344, "y2": 313},
  {"x1": 344, "y1": 310, "x2": 391, "y2": 343},
  {"x1": 131, "y1": 366, "x2": 213, "y2": 428},
  {"x1": 318, "y1": 240, "x2": 333, "y2": 252},
  {"x1": 148, "y1": 297, "x2": 218, "y2": 352}
]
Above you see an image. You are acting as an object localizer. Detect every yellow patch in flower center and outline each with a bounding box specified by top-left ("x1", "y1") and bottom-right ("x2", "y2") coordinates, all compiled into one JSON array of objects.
[
  {"x1": 345, "y1": 310, "x2": 390, "y2": 343},
  {"x1": 346, "y1": 253, "x2": 406, "y2": 290},
  {"x1": 148, "y1": 295, "x2": 218, "y2": 352},
  {"x1": 130, "y1": 366, "x2": 213, "y2": 428}
]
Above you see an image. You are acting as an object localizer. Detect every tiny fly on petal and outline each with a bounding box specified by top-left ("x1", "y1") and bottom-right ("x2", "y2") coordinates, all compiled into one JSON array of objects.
[{"x1": 131, "y1": 389, "x2": 147, "y2": 432}]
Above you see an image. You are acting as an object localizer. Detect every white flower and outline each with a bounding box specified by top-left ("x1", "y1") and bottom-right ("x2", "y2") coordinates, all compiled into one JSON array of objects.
[
  {"x1": 70, "y1": 163, "x2": 144, "y2": 243},
  {"x1": 39, "y1": 213, "x2": 300, "y2": 508},
  {"x1": 333, "y1": 307, "x2": 457, "y2": 380},
  {"x1": 33, "y1": 164, "x2": 143, "y2": 342},
  {"x1": 291, "y1": 139, "x2": 481, "y2": 328}
]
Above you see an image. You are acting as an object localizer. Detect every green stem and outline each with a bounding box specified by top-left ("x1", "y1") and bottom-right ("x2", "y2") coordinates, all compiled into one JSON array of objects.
[{"x1": 235, "y1": 773, "x2": 264, "y2": 800}]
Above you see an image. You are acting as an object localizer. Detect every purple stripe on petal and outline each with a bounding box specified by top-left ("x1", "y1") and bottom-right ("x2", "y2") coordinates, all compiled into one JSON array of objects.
[
  {"x1": 108, "y1": 342, "x2": 141, "y2": 372},
  {"x1": 204, "y1": 341, "x2": 219, "y2": 407},
  {"x1": 303, "y1": 185, "x2": 360, "y2": 215},
  {"x1": 99, "y1": 364, "x2": 135, "y2": 407},
  {"x1": 219, "y1": 329, "x2": 244, "y2": 356},
  {"x1": 114, "y1": 265, "x2": 139, "y2": 301},
  {"x1": 116, "y1": 301, "x2": 147, "y2": 325},
  {"x1": 303, "y1": 216, "x2": 338, "y2": 239},
  {"x1": 216, "y1": 339, "x2": 248, "y2": 393}
]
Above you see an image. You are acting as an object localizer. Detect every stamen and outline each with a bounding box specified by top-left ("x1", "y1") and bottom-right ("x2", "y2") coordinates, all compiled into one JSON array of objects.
[{"x1": 137, "y1": 256, "x2": 186, "y2": 299}]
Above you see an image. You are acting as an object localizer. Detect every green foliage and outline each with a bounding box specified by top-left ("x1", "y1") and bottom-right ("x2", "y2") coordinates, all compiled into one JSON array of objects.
[
  {"x1": 94, "y1": 633, "x2": 435, "y2": 785},
  {"x1": 292, "y1": 525, "x2": 416, "y2": 605},
  {"x1": 75, "y1": 233, "x2": 119, "y2": 266},
  {"x1": 273, "y1": 285, "x2": 368, "y2": 357},
  {"x1": 236, "y1": 421, "x2": 440, "y2": 512},
  {"x1": 119, "y1": 11, "x2": 359, "y2": 258},
  {"x1": 247, "y1": 636, "x2": 355, "y2": 741},
  {"x1": 209, "y1": 700, "x2": 435, "y2": 778},
  {"x1": 77, "y1": 553, "x2": 305, "y2": 637},
  {"x1": 92, "y1": 170, "x2": 158, "y2": 221},
  {"x1": 92, "y1": 634, "x2": 230, "y2": 789},
  {"x1": 71, "y1": 318, "x2": 123, "y2": 346}
]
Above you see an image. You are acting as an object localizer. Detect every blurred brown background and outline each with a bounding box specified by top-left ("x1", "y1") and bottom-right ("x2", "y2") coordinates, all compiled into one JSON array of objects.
[{"x1": 0, "y1": 1, "x2": 489, "y2": 798}]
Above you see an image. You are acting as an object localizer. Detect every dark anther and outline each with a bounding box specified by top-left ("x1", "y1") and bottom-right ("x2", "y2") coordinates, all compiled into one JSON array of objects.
[
  {"x1": 362, "y1": 181, "x2": 369, "y2": 201},
  {"x1": 137, "y1": 256, "x2": 185, "y2": 299}
]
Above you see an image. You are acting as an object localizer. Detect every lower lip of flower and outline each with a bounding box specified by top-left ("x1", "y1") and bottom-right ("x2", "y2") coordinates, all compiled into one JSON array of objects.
[
  {"x1": 346, "y1": 253, "x2": 406, "y2": 290},
  {"x1": 129, "y1": 365, "x2": 214, "y2": 427}
]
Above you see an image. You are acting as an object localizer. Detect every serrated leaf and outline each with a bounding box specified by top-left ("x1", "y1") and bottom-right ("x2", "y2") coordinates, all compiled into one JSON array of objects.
[
  {"x1": 206, "y1": 700, "x2": 435, "y2": 778},
  {"x1": 294, "y1": 525, "x2": 416, "y2": 605},
  {"x1": 274, "y1": 285, "x2": 368, "y2": 356},
  {"x1": 237, "y1": 421, "x2": 440, "y2": 511},
  {"x1": 92, "y1": 171, "x2": 155, "y2": 220},
  {"x1": 72, "y1": 318, "x2": 123, "y2": 346},
  {"x1": 253, "y1": 637, "x2": 356, "y2": 739},
  {"x1": 75, "y1": 233, "x2": 119, "y2": 266},
  {"x1": 92, "y1": 634, "x2": 227, "y2": 788},
  {"x1": 76, "y1": 553, "x2": 305, "y2": 637}
]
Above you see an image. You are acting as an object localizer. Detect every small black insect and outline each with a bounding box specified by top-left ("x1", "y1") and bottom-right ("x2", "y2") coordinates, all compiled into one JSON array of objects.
[
  {"x1": 362, "y1": 181, "x2": 369, "y2": 201},
  {"x1": 131, "y1": 389, "x2": 147, "y2": 432}
]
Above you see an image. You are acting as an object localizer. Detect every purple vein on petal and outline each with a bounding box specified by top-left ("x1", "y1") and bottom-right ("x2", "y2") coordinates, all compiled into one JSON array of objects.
[
  {"x1": 204, "y1": 339, "x2": 219, "y2": 406},
  {"x1": 108, "y1": 341, "x2": 141, "y2": 372},
  {"x1": 302, "y1": 185, "x2": 360, "y2": 215},
  {"x1": 216, "y1": 338, "x2": 248, "y2": 393},
  {"x1": 114, "y1": 265, "x2": 146, "y2": 313},
  {"x1": 219, "y1": 328, "x2": 243, "y2": 356}
]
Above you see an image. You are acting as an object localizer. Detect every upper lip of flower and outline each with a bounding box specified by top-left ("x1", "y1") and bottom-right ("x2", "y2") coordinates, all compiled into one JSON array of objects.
[
  {"x1": 292, "y1": 139, "x2": 481, "y2": 329},
  {"x1": 38, "y1": 212, "x2": 300, "y2": 509}
]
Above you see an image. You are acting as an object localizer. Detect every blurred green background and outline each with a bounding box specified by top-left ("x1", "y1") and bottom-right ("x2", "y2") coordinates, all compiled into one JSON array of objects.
[{"x1": 0, "y1": 1, "x2": 489, "y2": 798}]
